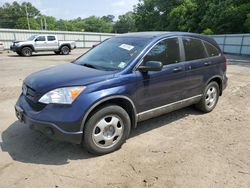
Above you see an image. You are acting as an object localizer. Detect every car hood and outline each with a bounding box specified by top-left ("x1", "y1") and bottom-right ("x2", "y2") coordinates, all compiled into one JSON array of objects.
[{"x1": 24, "y1": 63, "x2": 115, "y2": 93}]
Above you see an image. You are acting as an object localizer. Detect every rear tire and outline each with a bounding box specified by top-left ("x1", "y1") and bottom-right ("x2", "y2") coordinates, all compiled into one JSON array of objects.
[
  {"x1": 195, "y1": 81, "x2": 219, "y2": 113},
  {"x1": 83, "y1": 105, "x2": 131, "y2": 155},
  {"x1": 60, "y1": 46, "x2": 70, "y2": 55},
  {"x1": 21, "y1": 47, "x2": 32, "y2": 57}
]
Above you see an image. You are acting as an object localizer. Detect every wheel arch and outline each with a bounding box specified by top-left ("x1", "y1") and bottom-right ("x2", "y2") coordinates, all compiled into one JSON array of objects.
[
  {"x1": 59, "y1": 44, "x2": 71, "y2": 51},
  {"x1": 21, "y1": 45, "x2": 35, "y2": 52},
  {"x1": 80, "y1": 95, "x2": 137, "y2": 132},
  {"x1": 206, "y1": 76, "x2": 223, "y2": 95}
]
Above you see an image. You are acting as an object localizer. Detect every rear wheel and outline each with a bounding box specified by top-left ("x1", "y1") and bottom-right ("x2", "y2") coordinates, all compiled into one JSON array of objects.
[
  {"x1": 21, "y1": 47, "x2": 32, "y2": 57},
  {"x1": 195, "y1": 81, "x2": 219, "y2": 113},
  {"x1": 83, "y1": 105, "x2": 131, "y2": 155},
  {"x1": 60, "y1": 46, "x2": 70, "y2": 55}
]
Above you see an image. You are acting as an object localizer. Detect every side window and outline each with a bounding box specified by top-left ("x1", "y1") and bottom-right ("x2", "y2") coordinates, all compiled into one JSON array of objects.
[
  {"x1": 182, "y1": 37, "x2": 207, "y2": 61},
  {"x1": 143, "y1": 38, "x2": 181, "y2": 66},
  {"x1": 47, "y1": 36, "x2": 56, "y2": 41},
  {"x1": 204, "y1": 42, "x2": 221, "y2": 57},
  {"x1": 36, "y1": 36, "x2": 46, "y2": 41}
]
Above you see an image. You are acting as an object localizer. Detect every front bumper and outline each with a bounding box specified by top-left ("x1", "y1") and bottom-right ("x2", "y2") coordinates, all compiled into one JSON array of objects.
[
  {"x1": 15, "y1": 95, "x2": 83, "y2": 144},
  {"x1": 10, "y1": 45, "x2": 21, "y2": 52}
]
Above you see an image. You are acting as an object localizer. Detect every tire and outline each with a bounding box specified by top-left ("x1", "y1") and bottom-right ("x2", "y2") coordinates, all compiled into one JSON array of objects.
[
  {"x1": 195, "y1": 81, "x2": 220, "y2": 113},
  {"x1": 54, "y1": 51, "x2": 61, "y2": 55},
  {"x1": 60, "y1": 46, "x2": 70, "y2": 55},
  {"x1": 83, "y1": 105, "x2": 131, "y2": 155},
  {"x1": 21, "y1": 47, "x2": 32, "y2": 57}
]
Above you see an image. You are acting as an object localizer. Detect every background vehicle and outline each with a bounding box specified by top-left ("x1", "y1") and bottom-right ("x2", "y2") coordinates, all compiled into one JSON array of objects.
[
  {"x1": 15, "y1": 32, "x2": 227, "y2": 155},
  {"x1": 0, "y1": 41, "x2": 4, "y2": 52},
  {"x1": 10, "y1": 34, "x2": 76, "y2": 56}
]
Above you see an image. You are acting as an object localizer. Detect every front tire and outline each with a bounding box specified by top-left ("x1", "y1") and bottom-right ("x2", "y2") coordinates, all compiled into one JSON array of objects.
[
  {"x1": 195, "y1": 81, "x2": 219, "y2": 113},
  {"x1": 83, "y1": 105, "x2": 131, "y2": 155},
  {"x1": 60, "y1": 46, "x2": 70, "y2": 55},
  {"x1": 21, "y1": 47, "x2": 32, "y2": 57}
]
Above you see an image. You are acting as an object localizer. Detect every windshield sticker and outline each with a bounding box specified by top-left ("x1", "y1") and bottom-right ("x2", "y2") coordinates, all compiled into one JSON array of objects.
[
  {"x1": 119, "y1": 44, "x2": 134, "y2": 51},
  {"x1": 118, "y1": 62, "x2": 127, "y2": 69}
]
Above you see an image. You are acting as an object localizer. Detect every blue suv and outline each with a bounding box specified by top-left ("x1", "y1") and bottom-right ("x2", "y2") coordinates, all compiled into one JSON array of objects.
[{"x1": 15, "y1": 32, "x2": 227, "y2": 154}]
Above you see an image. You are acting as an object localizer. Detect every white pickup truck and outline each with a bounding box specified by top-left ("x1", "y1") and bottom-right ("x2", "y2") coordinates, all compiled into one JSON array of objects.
[{"x1": 10, "y1": 34, "x2": 76, "y2": 56}]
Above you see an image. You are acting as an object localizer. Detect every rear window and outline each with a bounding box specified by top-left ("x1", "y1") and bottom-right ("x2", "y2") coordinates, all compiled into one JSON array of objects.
[
  {"x1": 182, "y1": 37, "x2": 207, "y2": 61},
  {"x1": 204, "y1": 42, "x2": 221, "y2": 57},
  {"x1": 47, "y1": 36, "x2": 56, "y2": 41}
]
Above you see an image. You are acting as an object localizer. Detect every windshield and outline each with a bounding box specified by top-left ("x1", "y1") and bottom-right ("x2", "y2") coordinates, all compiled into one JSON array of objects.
[
  {"x1": 27, "y1": 35, "x2": 38, "y2": 41},
  {"x1": 74, "y1": 37, "x2": 150, "y2": 71}
]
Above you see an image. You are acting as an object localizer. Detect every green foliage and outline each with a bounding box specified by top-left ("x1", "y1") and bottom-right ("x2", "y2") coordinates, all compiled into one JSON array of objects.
[
  {"x1": 1, "y1": 0, "x2": 250, "y2": 34},
  {"x1": 167, "y1": 0, "x2": 198, "y2": 32},
  {"x1": 113, "y1": 12, "x2": 136, "y2": 33},
  {"x1": 202, "y1": 28, "x2": 214, "y2": 35},
  {"x1": 244, "y1": 13, "x2": 250, "y2": 32}
]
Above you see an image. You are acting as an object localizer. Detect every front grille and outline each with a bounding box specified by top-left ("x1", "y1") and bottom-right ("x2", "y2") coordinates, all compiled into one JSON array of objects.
[
  {"x1": 25, "y1": 96, "x2": 46, "y2": 111},
  {"x1": 23, "y1": 84, "x2": 46, "y2": 111}
]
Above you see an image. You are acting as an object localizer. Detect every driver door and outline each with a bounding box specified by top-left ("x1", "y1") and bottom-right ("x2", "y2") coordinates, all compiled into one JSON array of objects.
[
  {"x1": 34, "y1": 36, "x2": 47, "y2": 51},
  {"x1": 135, "y1": 37, "x2": 186, "y2": 113}
]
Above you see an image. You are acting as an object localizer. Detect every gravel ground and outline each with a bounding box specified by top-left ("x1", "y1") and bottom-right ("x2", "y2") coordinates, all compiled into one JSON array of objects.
[{"x1": 0, "y1": 50, "x2": 250, "y2": 188}]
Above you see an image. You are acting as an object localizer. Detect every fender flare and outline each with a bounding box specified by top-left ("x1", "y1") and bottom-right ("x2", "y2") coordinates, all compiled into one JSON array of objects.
[{"x1": 80, "y1": 95, "x2": 137, "y2": 132}]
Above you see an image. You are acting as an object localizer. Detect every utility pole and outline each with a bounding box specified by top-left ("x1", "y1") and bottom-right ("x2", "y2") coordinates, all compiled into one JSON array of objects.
[
  {"x1": 44, "y1": 17, "x2": 47, "y2": 30},
  {"x1": 25, "y1": 4, "x2": 30, "y2": 30},
  {"x1": 40, "y1": 17, "x2": 43, "y2": 30}
]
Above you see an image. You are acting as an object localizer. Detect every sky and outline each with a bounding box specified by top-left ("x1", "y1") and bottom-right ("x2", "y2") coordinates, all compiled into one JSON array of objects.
[{"x1": 0, "y1": 0, "x2": 139, "y2": 20}]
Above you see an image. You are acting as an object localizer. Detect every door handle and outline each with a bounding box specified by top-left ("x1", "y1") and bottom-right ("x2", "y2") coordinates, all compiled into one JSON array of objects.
[
  {"x1": 204, "y1": 62, "x2": 212, "y2": 66},
  {"x1": 173, "y1": 67, "x2": 183, "y2": 73}
]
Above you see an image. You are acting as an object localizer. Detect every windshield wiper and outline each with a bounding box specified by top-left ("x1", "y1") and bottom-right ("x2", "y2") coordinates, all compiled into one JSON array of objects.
[{"x1": 82, "y1": 63, "x2": 99, "y2": 70}]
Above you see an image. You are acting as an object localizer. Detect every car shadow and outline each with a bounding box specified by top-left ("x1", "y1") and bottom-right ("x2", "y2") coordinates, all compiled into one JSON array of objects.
[
  {"x1": 0, "y1": 106, "x2": 202, "y2": 165},
  {"x1": 130, "y1": 106, "x2": 202, "y2": 138}
]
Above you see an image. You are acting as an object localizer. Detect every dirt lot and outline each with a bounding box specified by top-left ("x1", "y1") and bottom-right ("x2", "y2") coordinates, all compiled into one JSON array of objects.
[{"x1": 0, "y1": 50, "x2": 250, "y2": 188}]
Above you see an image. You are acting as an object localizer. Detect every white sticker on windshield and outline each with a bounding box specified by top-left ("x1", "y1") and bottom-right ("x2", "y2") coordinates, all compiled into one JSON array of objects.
[
  {"x1": 119, "y1": 44, "x2": 134, "y2": 51},
  {"x1": 118, "y1": 62, "x2": 127, "y2": 69}
]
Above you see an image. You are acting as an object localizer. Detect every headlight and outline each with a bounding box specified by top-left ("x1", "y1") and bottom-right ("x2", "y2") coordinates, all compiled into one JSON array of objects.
[{"x1": 39, "y1": 86, "x2": 85, "y2": 104}]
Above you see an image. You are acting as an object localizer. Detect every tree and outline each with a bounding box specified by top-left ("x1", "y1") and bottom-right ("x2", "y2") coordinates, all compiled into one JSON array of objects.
[
  {"x1": 16, "y1": 17, "x2": 40, "y2": 29},
  {"x1": 244, "y1": 13, "x2": 250, "y2": 32},
  {"x1": 0, "y1": 1, "x2": 40, "y2": 29},
  {"x1": 113, "y1": 12, "x2": 136, "y2": 33},
  {"x1": 84, "y1": 16, "x2": 112, "y2": 33},
  {"x1": 101, "y1": 15, "x2": 115, "y2": 23},
  {"x1": 167, "y1": 0, "x2": 198, "y2": 32}
]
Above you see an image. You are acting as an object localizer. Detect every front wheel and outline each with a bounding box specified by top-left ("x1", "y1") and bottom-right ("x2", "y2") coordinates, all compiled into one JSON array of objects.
[
  {"x1": 83, "y1": 105, "x2": 131, "y2": 155},
  {"x1": 195, "y1": 81, "x2": 219, "y2": 113},
  {"x1": 21, "y1": 47, "x2": 32, "y2": 57}
]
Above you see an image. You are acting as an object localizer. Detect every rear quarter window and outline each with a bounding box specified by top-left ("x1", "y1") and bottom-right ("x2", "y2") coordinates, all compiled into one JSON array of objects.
[
  {"x1": 182, "y1": 37, "x2": 207, "y2": 61},
  {"x1": 204, "y1": 42, "x2": 221, "y2": 57}
]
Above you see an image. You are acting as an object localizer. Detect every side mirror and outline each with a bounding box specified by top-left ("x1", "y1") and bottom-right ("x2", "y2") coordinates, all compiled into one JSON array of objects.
[
  {"x1": 138, "y1": 61, "x2": 163, "y2": 72},
  {"x1": 34, "y1": 39, "x2": 38, "y2": 42}
]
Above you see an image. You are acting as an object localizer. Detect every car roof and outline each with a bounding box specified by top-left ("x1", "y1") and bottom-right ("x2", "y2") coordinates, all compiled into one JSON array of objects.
[{"x1": 115, "y1": 32, "x2": 218, "y2": 47}]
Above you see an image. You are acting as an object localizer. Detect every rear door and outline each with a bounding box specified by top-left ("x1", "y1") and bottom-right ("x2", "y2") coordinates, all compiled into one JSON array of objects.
[
  {"x1": 181, "y1": 37, "x2": 214, "y2": 99},
  {"x1": 46, "y1": 36, "x2": 58, "y2": 50},
  {"x1": 135, "y1": 37, "x2": 186, "y2": 113}
]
